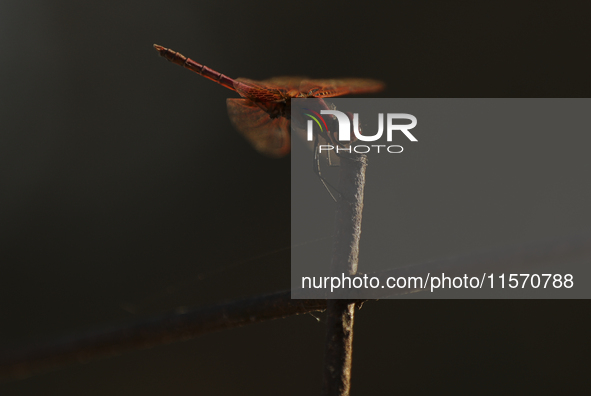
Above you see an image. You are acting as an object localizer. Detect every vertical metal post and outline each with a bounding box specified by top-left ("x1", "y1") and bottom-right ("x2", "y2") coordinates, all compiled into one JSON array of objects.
[{"x1": 323, "y1": 153, "x2": 367, "y2": 396}]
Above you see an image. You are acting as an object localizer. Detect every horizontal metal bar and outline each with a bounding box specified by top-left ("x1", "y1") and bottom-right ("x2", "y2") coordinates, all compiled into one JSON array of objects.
[{"x1": 2, "y1": 232, "x2": 590, "y2": 380}]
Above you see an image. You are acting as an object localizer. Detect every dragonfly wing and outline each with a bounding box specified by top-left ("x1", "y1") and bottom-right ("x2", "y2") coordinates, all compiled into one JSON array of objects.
[
  {"x1": 226, "y1": 98, "x2": 291, "y2": 158},
  {"x1": 300, "y1": 78, "x2": 385, "y2": 98},
  {"x1": 259, "y1": 76, "x2": 308, "y2": 91},
  {"x1": 233, "y1": 78, "x2": 286, "y2": 102}
]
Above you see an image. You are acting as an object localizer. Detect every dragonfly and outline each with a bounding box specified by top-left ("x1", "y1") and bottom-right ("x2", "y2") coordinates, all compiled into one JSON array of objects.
[{"x1": 153, "y1": 45, "x2": 385, "y2": 158}]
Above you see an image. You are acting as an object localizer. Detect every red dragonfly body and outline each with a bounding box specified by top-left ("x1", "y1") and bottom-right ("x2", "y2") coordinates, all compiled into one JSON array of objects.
[{"x1": 154, "y1": 45, "x2": 384, "y2": 157}]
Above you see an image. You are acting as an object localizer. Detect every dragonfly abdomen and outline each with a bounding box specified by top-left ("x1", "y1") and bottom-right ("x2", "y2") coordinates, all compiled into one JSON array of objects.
[{"x1": 153, "y1": 44, "x2": 236, "y2": 91}]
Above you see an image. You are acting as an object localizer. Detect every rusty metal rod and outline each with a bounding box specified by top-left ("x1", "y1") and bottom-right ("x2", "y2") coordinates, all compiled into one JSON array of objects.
[
  {"x1": 0, "y1": 291, "x2": 327, "y2": 381},
  {"x1": 323, "y1": 153, "x2": 368, "y2": 396},
  {"x1": 1, "y1": 231, "x2": 589, "y2": 381}
]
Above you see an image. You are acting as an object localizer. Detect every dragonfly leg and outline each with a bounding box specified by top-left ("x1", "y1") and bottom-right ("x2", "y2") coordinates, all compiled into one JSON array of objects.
[{"x1": 313, "y1": 134, "x2": 341, "y2": 202}]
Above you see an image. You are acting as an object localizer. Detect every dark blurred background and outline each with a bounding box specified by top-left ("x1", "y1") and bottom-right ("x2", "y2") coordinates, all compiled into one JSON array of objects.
[{"x1": 1, "y1": 1, "x2": 590, "y2": 394}]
